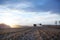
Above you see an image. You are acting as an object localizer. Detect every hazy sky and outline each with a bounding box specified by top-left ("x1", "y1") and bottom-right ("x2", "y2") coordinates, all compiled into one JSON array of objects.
[{"x1": 0, "y1": 0, "x2": 60, "y2": 25}]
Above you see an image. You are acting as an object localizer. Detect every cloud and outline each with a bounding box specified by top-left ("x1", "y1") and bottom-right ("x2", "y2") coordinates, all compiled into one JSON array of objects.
[
  {"x1": 0, "y1": 0, "x2": 60, "y2": 14},
  {"x1": 0, "y1": 6, "x2": 60, "y2": 25},
  {"x1": 0, "y1": 0, "x2": 60, "y2": 25}
]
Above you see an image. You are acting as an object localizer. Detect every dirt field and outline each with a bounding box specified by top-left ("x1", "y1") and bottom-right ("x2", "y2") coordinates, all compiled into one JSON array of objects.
[{"x1": 0, "y1": 26, "x2": 60, "y2": 40}]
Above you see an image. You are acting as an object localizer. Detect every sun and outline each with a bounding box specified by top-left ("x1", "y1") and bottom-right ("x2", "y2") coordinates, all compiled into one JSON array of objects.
[{"x1": 2, "y1": 18, "x2": 16, "y2": 28}]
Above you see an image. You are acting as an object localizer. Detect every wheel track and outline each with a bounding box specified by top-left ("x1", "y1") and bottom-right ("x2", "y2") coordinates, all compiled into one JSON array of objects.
[
  {"x1": 1, "y1": 27, "x2": 60, "y2": 40},
  {"x1": 2, "y1": 27, "x2": 34, "y2": 40},
  {"x1": 11, "y1": 27, "x2": 36, "y2": 40}
]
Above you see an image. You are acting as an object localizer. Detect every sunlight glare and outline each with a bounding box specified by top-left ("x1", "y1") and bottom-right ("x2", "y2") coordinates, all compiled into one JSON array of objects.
[{"x1": 2, "y1": 18, "x2": 17, "y2": 28}]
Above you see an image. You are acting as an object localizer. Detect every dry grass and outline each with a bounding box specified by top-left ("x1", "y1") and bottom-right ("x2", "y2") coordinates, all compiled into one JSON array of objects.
[{"x1": 0, "y1": 26, "x2": 60, "y2": 40}]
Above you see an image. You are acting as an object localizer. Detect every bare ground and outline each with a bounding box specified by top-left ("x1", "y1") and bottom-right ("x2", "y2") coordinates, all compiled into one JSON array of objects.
[{"x1": 0, "y1": 26, "x2": 60, "y2": 40}]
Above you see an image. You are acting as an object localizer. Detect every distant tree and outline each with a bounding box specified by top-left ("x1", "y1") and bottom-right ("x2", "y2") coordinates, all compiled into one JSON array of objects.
[
  {"x1": 59, "y1": 21, "x2": 60, "y2": 24},
  {"x1": 39, "y1": 23, "x2": 42, "y2": 25},
  {"x1": 55, "y1": 21, "x2": 57, "y2": 25},
  {"x1": 33, "y1": 24, "x2": 37, "y2": 27}
]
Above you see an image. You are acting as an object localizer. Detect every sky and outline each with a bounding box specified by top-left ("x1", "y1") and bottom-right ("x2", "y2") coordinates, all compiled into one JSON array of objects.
[{"x1": 0, "y1": 0, "x2": 60, "y2": 26}]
